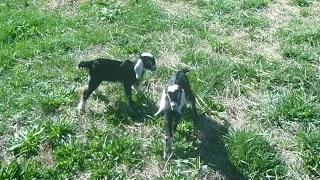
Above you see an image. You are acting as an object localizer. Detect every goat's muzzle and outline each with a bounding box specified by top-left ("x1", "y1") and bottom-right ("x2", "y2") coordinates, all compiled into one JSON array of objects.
[{"x1": 151, "y1": 66, "x2": 157, "y2": 71}]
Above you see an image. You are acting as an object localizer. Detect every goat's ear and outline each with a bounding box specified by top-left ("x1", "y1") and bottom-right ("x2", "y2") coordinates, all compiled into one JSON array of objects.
[
  {"x1": 134, "y1": 58, "x2": 144, "y2": 79},
  {"x1": 177, "y1": 89, "x2": 186, "y2": 114},
  {"x1": 155, "y1": 89, "x2": 166, "y2": 116}
]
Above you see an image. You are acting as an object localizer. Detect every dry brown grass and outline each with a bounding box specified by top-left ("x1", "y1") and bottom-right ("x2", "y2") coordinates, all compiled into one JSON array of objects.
[
  {"x1": 155, "y1": 0, "x2": 199, "y2": 17},
  {"x1": 46, "y1": 0, "x2": 89, "y2": 16},
  {"x1": 157, "y1": 48, "x2": 181, "y2": 68},
  {"x1": 205, "y1": 0, "x2": 300, "y2": 61},
  {"x1": 0, "y1": 134, "x2": 12, "y2": 163},
  {"x1": 74, "y1": 45, "x2": 111, "y2": 64},
  {"x1": 262, "y1": 0, "x2": 299, "y2": 24},
  {"x1": 265, "y1": 126, "x2": 307, "y2": 179},
  {"x1": 47, "y1": 0, "x2": 88, "y2": 9},
  {"x1": 223, "y1": 96, "x2": 249, "y2": 130}
]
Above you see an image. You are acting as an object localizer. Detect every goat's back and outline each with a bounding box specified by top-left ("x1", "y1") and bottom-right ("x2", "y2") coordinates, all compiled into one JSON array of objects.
[{"x1": 85, "y1": 58, "x2": 136, "y2": 83}]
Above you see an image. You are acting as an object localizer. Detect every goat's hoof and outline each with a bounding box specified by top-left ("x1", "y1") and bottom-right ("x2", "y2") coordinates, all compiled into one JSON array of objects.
[
  {"x1": 78, "y1": 108, "x2": 86, "y2": 113},
  {"x1": 164, "y1": 151, "x2": 173, "y2": 160},
  {"x1": 77, "y1": 103, "x2": 86, "y2": 113},
  {"x1": 94, "y1": 91, "x2": 103, "y2": 97},
  {"x1": 164, "y1": 147, "x2": 173, "y2": 160}
]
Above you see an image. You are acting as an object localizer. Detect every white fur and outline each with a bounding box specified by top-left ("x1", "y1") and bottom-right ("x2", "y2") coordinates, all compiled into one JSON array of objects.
[
  {"x1": 141, "y1": 52, "x2": 153, "y2": 58},
  {"x1": 154, "y1": 89, "x2": 166, "y2": 116},
  {"x1": 78, "y1": 100, "x2": 86, "y2": 112},
  {"x1": 134, "y1": 58, "x2": 144, "y2": 80},
  {"x1": 167, "y1": 84, "x2": 179, "y2": 92},
  {"x1": 154, "y1": 87, "x2": 186, "y2": 115}
]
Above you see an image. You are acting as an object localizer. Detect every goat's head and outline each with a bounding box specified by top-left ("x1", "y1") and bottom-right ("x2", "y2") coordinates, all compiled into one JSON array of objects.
[
  {"x1": 166, "y1": 84, "x2": 186, "y2": 112},
  {"x1": 154, "y1": 84, "x2": 186, "y2": 116},
  {"x1": 137, "y1": 52, "x2": 157, "y2": 71}
]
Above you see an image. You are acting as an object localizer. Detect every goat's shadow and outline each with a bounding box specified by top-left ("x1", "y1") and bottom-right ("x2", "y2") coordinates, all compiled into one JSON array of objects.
[
  {"x1": 173, "y1": 109, "x2": 246, "y2": 180},
  {"x1": 90, "y1": 92, "x2": 158, "y2": 125}
]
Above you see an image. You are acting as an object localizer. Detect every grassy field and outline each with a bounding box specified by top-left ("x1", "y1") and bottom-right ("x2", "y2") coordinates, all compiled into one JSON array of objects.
[{"x1": 0, "y1": 0, "x2": 320, "y2": 179}]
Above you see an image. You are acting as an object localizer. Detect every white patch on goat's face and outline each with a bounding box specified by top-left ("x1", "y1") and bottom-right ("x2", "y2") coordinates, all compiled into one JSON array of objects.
[
  {"x1": 134, "y1": 58, "x2": 144, "y2": 80},
  {"x1": 167, "y1": 84, "x2": 179, "y2": 92},
  {"x1": 141, "y1": 52, "x2": 154, "y2": 58},
  {"x1": 141, "y1": 52, "x2": 156, "y2": 71},
  {"x1": 154, "y1": 89, "x2": 166, "y2": 116},
  {"x1": 166, "y1": 85, "x2": 186, "y2": 114}
]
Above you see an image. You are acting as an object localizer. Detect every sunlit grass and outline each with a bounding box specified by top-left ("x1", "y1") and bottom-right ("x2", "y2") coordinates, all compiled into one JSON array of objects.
[{"x1": 1, "y1": 0, "x2": 319, "y2": 179}]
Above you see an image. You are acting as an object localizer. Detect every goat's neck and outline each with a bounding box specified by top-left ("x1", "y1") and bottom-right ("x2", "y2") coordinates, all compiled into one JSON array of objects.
[{"x1": 134, "y1": 58, "x2": 144, "y2": 80}]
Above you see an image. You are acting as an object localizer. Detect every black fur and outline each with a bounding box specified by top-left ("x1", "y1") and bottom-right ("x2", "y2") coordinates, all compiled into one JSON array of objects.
[
  {"x1": 164, "y1": 67, "x2": 198, "y2": 116},
  {"x1": 157, "y1": 67, "x2": 199, "y2": 160},
  {"x1": 78, "y1": 53, "x2": 156, "y2": 113}
]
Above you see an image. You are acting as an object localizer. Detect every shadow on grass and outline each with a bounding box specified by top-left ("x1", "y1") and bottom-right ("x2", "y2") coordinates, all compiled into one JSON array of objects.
[
  {"x1": 89, "y1": 92, "x2": 158, "y2": 125},
  {"x1": 174, "y1": 110, "x2": 246, "y2": 180},
  {"x1": 197, "y1": 116, "x2": 246, "y2": 180}
]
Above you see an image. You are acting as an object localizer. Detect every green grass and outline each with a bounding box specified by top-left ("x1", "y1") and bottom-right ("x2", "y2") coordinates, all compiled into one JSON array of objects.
[
  {"x1": 297, "y1": 125, "x2": 320, "y2": 177},
  {"x1": 277, "y1": 18, "x2": 320, "y2": 63},
  {"x1": 225, "y1": 130, "x2": 287, "y2": 179},
  {"x1": 8, "y1": 125, "x2": 46, "y2": 158},
  {"x1": 292, "y1": 0, "x2": 312, "y2": 7},
  {"x1": 1, "y1": 0, "x2": 320, "y2": 179}
]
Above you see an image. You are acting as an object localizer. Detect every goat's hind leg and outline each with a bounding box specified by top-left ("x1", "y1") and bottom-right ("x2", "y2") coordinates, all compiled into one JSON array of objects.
[
  {"x1": 124, "y1": 83, "x2": 134, "y2": 113},
  {"x1": 188, "y1": 92, "x2": 200, "y2": 118},
  {"x1": 78, "y1": 78, "x2": 101, "y2": 112},
  {"x1": 94, "y1": 86, "x2": 103, "y2": 96}
]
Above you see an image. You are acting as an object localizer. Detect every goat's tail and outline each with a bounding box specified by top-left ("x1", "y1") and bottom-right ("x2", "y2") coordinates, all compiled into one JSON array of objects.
[
  {"x1": 180, "y1": 67, "x2": 189, "y2": 74},
  {"x1": 78, "y1": 61, "x2": 93, "y2": 69}
]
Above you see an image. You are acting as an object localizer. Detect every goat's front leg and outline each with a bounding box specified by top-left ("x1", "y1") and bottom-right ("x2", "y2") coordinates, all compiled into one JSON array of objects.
[
  {"x1": 164, "y1": 112, "x2": 174, "y2": 160},
  {"x1": 173, "y1": 113, "x2": 182, "y2": 134},
  {"x1": 124, "y1": 83, "x2": 134, "y2": 113}
]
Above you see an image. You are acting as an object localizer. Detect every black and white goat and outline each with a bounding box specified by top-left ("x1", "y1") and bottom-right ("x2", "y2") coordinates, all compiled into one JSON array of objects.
[
  {"x1": 77, "y1": 53, "x2": 156, "y2": 113},
  {"x1": 154, "y1": 67, "x2": 199, "y2": 160}
]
